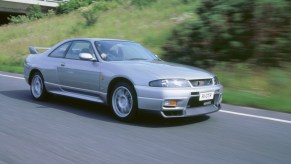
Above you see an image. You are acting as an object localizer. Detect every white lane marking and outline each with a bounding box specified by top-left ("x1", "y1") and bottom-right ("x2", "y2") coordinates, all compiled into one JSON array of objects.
[
  {"x1": 220, "y1": 110, "x2": 291, "y2": 124},
  {"x1": 0, "y1": 73, "x2": 24, "y2": 80},
  {"x1": 1, "y1": 72, "x2": 291, "y2": 124}
]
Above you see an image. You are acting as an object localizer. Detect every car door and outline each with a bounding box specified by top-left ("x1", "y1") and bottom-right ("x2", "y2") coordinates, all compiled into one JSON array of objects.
[
  {"x1": 58, "y1": 40, "x2": 101, "y2": 97},
  {"x1": 44, "y1": 41, "x2": 72, "y2": 92}
]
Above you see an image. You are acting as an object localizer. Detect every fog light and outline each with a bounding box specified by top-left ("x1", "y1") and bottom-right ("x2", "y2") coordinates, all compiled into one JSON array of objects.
[{"x1": 164, "y1": 100, "x2": 177, "y2": 107}]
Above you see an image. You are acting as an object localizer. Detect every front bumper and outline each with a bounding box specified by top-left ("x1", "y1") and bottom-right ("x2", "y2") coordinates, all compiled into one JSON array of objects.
[{"x1": 135, "y1": 85, "x2": 223, "y2": 118}]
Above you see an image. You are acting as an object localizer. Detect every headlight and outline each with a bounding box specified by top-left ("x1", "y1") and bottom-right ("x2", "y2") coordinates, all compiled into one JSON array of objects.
[
  {"x1": 214, "y1": 76, "x2": 220, "y2": 85},
  {"x1": 149, "y1": 79, "x2": 190, "y2": 87}
]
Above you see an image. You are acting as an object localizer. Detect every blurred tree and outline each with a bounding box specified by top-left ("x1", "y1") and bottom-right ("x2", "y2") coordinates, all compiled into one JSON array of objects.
[
  {"x1": 56, "y1": 0, "x2": 96, "y2": 14},
  {"x1": 27, "y1": 5, "x2": 44, "y2": 20},
  {"x1": 162, "y1": 0, "x2": 291, "y2": 67},
  {"x1": 8, "y1": 5, "x2": 44, "y2": 24},
  {"x1": 80, "y1": 0, "x2": 117, "y2": 26},
  {"x1": 131, "y1": 0, "x2": 157, "y2": 9},
  {"x1": 253, "y1": 0, "x2": 291, "y2": 66}
]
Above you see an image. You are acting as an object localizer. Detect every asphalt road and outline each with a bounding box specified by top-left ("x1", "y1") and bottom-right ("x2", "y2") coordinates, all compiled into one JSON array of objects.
[{"x1": 0, "y1": 71, "x2": 291, "y2": 164}]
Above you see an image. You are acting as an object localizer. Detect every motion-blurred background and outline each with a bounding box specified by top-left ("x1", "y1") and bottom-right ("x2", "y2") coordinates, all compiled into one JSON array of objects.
[{"x1": 0, "y1": 0, "x2": 290, "y2": 112}]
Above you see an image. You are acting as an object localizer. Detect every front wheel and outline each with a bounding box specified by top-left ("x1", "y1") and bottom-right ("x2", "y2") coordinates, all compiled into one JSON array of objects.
[
  {"x1": 111, "y1": 82, "x2": 138, "y2": 121},
  {"x1": 30, "y1": 72, "x2": 49, "y2": 101}
]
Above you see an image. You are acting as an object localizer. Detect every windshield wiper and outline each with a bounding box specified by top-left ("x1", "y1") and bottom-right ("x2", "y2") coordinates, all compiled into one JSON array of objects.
[
  {"x1": 154, "y1": 58, "x2": 162, "y2": 61},
  {"x1": 128, "y1": 58, "x2": 148, "y2": 60}
]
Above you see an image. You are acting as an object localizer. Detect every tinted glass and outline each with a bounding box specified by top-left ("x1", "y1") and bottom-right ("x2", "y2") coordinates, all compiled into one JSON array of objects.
[
  {"x1": 94, "y1": 40, "x2": 158, "y2": 61},
  {"x1": 49, "y1": 42, "x2": 71, "y2": 58},
  {"x1": 65, "y1": 41, "x2": 94, "y2": 60}
]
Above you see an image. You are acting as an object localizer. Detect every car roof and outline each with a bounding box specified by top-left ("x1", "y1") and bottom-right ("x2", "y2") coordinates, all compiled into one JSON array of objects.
[{"x1": 65, "y1": 38, "x2": 133, "y2": 42}]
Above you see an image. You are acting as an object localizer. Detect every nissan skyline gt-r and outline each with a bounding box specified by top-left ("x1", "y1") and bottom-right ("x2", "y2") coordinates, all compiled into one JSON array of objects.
[{"x1": 24, "y1": 38, "x2": 223, "y2": 121}]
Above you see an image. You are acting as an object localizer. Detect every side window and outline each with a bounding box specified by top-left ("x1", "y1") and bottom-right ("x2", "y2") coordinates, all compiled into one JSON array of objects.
[
  {"x1": 49, "y1": 42, "x2": 71, "y2": 58},
  {"x1": 65, "y1": 41, "x2": 94, "y2": 60}
]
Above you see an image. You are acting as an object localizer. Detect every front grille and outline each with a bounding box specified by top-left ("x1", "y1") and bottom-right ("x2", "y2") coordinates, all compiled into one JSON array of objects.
[
  {"x1": 187, "y1": 94, "x2": 219, "y2": 108},
  {"x1": 190, "y1": 79, "x2": 213, "y2": 87},
  {"x1": 191, "y1": 92, "x2": 199, "y2": 96}
]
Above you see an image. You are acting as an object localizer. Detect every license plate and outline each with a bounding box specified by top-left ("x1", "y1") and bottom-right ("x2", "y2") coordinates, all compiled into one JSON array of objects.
[{"x1": 199, "y1": 92, "x2": 214, "y2": 101}]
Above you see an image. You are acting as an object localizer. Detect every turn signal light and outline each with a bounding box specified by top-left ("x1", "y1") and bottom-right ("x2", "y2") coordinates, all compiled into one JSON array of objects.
[{"x1": 164, "y1": 100, "x2": 177, "y2": 107}]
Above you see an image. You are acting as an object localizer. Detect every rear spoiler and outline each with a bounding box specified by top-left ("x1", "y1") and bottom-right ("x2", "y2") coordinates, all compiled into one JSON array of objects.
[{"x1": 29, "y1": 46, "x2": 50, "y2": 54}]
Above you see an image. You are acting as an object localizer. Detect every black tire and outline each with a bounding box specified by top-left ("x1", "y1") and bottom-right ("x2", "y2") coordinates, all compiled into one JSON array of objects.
[
  {"x1": 110, "y1": 82, "x2": 138, "y2": 121},
  {"x1": 30, "y1": 72, "x2": 49, "y2": 101}
]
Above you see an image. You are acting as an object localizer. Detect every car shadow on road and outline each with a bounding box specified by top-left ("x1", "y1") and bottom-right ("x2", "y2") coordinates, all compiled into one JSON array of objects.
[{"x1": 1, "y1": 90, "x2": 210, "y2": 128}]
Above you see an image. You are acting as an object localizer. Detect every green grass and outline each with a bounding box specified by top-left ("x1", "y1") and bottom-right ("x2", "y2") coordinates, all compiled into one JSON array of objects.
[
  {"x1": 0, "y1": 0, "x2": 198, "y2": 67},
  {"x1": 0, "y1": 65, "x2": 23, "y2": 73},
  {"x1": 223, "y1": 90, "x2": 291, "y2": 113},
  {"x1": 212, "y1": 63, "x2": 291, "y2": 113}
]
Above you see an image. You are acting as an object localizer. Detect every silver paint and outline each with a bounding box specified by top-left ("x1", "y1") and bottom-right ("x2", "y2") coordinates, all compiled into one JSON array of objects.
[{"x1": 24, "y1": 38, "x2": 223, "y2": 118}]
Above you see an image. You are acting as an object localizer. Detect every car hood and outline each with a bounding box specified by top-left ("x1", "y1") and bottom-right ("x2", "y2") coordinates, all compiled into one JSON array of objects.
[{"x1": 106, "y1": 60, "x2": 214, "y2": 80}]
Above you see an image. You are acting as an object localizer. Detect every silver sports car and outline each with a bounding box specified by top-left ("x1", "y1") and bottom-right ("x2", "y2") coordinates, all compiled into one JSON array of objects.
[{"x1": 24, "y1": 38, "x2": 223, "y2": 121}]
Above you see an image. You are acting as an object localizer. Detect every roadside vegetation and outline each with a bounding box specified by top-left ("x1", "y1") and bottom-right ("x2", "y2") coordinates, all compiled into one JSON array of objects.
[
  {"x1": 163, "y1": 0, "x2": 291, "y2": 67},
  {"x1": 162, "y1": 0, "x2": 291, "y2": 113},
  {"x1": 0, "y1": 0, "x2": 290, "y2": 113},
  {"x1": 212, "y1": 63, "x2": 291, "y2": 113},
  {"x1": 1, "y1": 0, "x2": 195, "y2": 69}
]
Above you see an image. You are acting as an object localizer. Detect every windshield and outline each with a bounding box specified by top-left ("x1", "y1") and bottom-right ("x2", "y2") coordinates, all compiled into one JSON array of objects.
[{"x1": 94, "y1": 40, "x2": 158, "y2": 61}]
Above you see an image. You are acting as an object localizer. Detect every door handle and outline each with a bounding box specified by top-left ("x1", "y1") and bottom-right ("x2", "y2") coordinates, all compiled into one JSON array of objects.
[{"x1": 60, "y1": 63, "x2": 65, "y2": 66}]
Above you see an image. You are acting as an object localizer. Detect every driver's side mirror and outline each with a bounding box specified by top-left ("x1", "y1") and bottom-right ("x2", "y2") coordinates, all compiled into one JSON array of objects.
[{"x1": 79, "y1": 53, "x2": 96, "y2": 61}]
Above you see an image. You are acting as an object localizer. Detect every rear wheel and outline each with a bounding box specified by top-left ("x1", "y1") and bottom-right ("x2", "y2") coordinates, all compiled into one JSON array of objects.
[
  {"x1": 111, "y1": 82, "x2": 138, "y2": 121},
  {"x1": 30, "y1": 72, "x2": 49, "y2": 100}
]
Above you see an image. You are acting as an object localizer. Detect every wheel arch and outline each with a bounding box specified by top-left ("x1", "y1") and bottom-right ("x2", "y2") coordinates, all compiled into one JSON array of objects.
[
  {"x1": 28, "y1": 69, "x2": 42, "y2": 85},
  {"x1": 107, "y1": 77, "x2": 136, "y2": 104}
]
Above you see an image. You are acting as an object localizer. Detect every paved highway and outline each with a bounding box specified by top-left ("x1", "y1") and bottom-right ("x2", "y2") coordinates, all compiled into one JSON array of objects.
[{"x1": 0, "y1": 71, "x2": 291, "y2": 164}]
